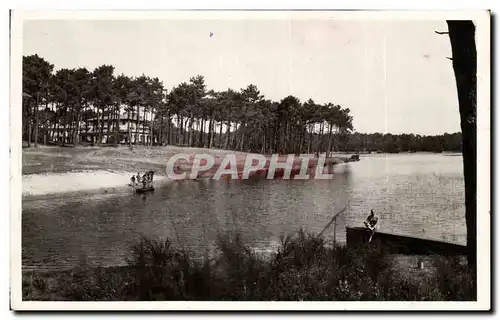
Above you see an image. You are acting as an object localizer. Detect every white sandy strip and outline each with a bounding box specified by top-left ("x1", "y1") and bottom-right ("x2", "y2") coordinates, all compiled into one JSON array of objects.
[{"x1": 22, "y1": 170, "x2": 169, "y2": 196}]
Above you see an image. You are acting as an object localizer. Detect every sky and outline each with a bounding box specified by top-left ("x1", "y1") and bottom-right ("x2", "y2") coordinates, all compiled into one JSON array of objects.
[{"x1": 23, "y1": 18, "x2": 461, "y2": 135}]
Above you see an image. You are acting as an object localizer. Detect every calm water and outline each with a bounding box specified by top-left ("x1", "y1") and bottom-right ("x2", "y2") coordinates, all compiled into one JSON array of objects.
[{"x1": 22, "y1": 153, "x2": 466, "y2": 271}]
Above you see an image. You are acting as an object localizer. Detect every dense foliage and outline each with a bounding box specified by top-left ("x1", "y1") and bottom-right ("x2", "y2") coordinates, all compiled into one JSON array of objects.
[
  {"x1": 343, "y1": 132, "x2": 462, "y2": 153},
  {"x1": 23, "y1": 230, "x2": 476, "y2": 301},
  {"x1": 23, "y1": 54, "x2": 460, "y2": 154}
]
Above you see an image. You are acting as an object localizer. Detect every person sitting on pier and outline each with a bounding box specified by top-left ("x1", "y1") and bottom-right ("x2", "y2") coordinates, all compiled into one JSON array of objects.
[{"x1": 364, "y1": 209, "x2": 379, "y2": 243}]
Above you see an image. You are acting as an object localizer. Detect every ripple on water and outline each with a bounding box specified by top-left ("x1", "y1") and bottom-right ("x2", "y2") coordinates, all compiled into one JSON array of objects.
[{"x1": 22, "y1": 154, "x2": 466, "y2": 270}]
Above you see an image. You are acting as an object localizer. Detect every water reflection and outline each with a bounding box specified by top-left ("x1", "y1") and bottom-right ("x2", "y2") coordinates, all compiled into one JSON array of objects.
[{"x1": 22, "y1": 153, "x2": 465, "y2": 271}]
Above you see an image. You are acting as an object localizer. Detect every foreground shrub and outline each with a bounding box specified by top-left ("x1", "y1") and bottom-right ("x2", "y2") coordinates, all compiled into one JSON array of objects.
[{"x1": 22, "y1": 229, "x2": 477, "y2": 301}]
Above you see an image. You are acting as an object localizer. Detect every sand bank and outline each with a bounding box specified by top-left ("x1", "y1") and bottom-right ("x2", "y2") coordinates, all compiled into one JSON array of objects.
[
  {"x1": 21, "y1": 146, "x2": 354, "y2": 196},
  {"x1": 22, "y1": 170, "x2": 170, "y2": 197}
]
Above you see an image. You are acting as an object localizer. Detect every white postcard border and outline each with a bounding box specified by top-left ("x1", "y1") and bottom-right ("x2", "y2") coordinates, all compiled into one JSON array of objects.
[{"x1": 9, "y1": 9, "x2": 491, "y2": 311}]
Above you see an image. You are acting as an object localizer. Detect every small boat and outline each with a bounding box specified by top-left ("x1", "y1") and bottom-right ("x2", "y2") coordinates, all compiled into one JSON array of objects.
[
  {"x1": 130, "y1": 171, "x2": 156, "y2": 194},
  {"x1": 350, "y1": 154, "x2": 360, "y2": 161},
  {"x1": 135, "y1": 186, "x2": 154, "y2": 194}
]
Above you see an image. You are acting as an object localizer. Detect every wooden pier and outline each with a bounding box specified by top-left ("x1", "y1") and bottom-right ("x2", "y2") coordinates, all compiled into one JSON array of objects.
[{"x1": 346, "y1": 226, "x2": 467, "y2": 255}]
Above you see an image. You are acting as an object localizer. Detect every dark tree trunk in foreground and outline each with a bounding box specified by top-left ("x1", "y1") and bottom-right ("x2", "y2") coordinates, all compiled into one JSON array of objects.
[{"x1": 447, "y1": 20, "x2": 477, "y2": 270}]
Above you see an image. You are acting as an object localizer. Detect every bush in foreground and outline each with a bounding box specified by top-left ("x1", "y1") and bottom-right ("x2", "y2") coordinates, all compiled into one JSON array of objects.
[{"x1": 23, "y1": 229, "x2": 476, "y2": 301}]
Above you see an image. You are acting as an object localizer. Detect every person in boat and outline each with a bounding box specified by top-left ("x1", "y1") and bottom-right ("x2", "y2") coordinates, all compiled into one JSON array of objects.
[
  {"x1": 130, "y1": 175, "x2": 136, "y2": 186},
  {"x1": 364, "y1": 209, "x2": 379, "y2": 243},
  {"x1": 136, "y1": 172, "x2": 142, "y2": 184},
  {"x1": 142, "y1": 173, "x2": 149, "y2": 188}
]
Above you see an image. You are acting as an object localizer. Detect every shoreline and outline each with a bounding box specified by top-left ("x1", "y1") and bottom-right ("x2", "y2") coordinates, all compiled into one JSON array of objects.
[
  {"x1": 20, "y1": 145, "x2": 247, "y2": 197},
  {"x1": 21, "y1": 146, "x2": 357, "y2": 197},
  {"x1": 22, "y1": 170, "x2": 171, "y2": 198}
]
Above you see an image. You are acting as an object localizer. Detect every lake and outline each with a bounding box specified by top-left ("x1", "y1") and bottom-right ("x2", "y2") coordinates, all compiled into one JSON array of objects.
[{"x1": 22, "y1": 153, "x2": 466, "y2": 271}]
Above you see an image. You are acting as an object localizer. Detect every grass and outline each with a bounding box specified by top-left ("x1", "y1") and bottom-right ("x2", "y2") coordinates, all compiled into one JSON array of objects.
[
  {"x1": 22, "y1": 145, "x2": 349, "y2": 176},
  {"x1": 21, "y1": 145, "x2": 255, "y2": 176},
  {"x1": 22, "y1": 229, "x2": 476, "y2": 301},
  {"x1": 22, "y1": 145, "x2": 179, "y2": 175}
]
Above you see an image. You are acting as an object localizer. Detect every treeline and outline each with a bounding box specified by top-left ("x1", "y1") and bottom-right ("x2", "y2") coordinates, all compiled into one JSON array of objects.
[
  {"x1": 343, "y1": 132, "x2": 462, "y2": 153},
  {"x1": 22, "y1": 54, "x2": 353, "y2": 156},
  {"x1": 23, "y1": 54, "x2": 459, "y2": 155}
]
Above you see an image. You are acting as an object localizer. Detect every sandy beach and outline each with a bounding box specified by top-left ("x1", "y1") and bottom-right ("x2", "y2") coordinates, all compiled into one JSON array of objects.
[
  {"x1": 22, "y1": 170, "x2": 171, "y2": 197},
  {"x1": 21, "y1": 146, "x2": 252, "y2": 196},
  {"x1": 21, "y1": 145, "x2": 351, "y2": 196}
]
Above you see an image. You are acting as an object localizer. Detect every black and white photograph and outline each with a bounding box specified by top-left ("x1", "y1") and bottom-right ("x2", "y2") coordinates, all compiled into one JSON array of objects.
[{"x1": 9, "y1": 10, "x2": 490, "y2": 311}]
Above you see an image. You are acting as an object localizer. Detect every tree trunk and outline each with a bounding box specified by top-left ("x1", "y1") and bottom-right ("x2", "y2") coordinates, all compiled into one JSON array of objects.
[
  {"x1": 231, "y1": 123, "x2": 238, "y2": 150},
  {"x1": 73, "y1": 110, "x2": 80, "y2": 146},
  {"x1": 135, "y1": 106, "x2": 140, "y2": 144},
  {"x1": 97, "y1": 108, "x2": 102, "y2": 145},
  {"x1": 176, "y1": 114, "x2": 181, "y2": 146},
  {"x1": 166, "y1": 112, "x2": 171, "y2": 145},
  {"x1": 308, "y1": 124, "x2": 313, "y2": 153},
  {"x1": 273, "y1": 124, "x2": 279, "y2": 153},
  {"x1": 104, "y1": 109, "x2": 111, "y2": 144},
  {"x1": 212, "y1": 119, "x2": 216, "y2": 148},
  {"x1": 43, "y1": 112, "x2": 48, "y2": 145},
  {"x1": 50, "y1": 104, "x2": 56, "y2": 142},
  {"x1": 239, "y1": 125, "x2": 245, "y2": 151},
  {"x1": 69, "y1": 108, "x2": 75, "y2": 145},
  {"x1": 261, "y1": 129, "x2": 266, "y2": 154},
  {"x1": 218, "y1": 122, "x2": 223, "y2": 148},
  {"x1": 141, "y1": 107, "x2": 146, "y2": 145},
  {"x1": 225, "y1": 122, "x2": 231, "y2": 150},
  {"x1": 84, "y1": 112, "x2": 89, "y2": 143},
  {"x1": 186, "y1": 119, "x2": 191, "y2": 147},
  {"x1": 183, "y1": 117, "x2": 189, "y2": 146},
  {"x1": 447, "y1": 20, "x2": 477, "y2": 271},
  {"x1": 115, "y1": 106, "x2": 120, "y2": 146},
  {"x1": 197, "y1": 120, "x2": 201, "y2": 143},
  {"x1": 151, "y1": 108, "x2": 155, "y2": 146},
  {"x1": 34, "y1": 92, "x2": 40, "y2": 148},
  {"x1": 62, "y1": 123, "x2": 67, "y2": 147},
  {"x1": 298, "y1": 124, "x2": 304, "y2": 155},
  {"x1": 23, "y1": 100, "x2": 29, "y2": 145},
  {"x1": 43, "y1": 96, "x2": 49, "y2": 145},
  {"x1": 199, "y1": 118, "x2": 205, "y2": 147},
  {"x1": 77, "y1": 112, "x2": 82, "y2": 145},
  {"x1": 27, "y1": 120, "x2": 32, "y2": 148},
  {"x1": 207, "y1": 116, "x2": 213, "y2": 148},
  {"x1": 127, "y1": 110, "x2": 132, "y2": 149},
  {"x1": 159, "y1": 115, "x2": 164, "y2": 145},
  {"x1": 326, "y1": 123, "x2": 333, "y2": 158},
  {"x1": 188, "y1": 116, "x2": 194, "y2": 147},
  {"x1": 52, "y1": 118, "x2": 58, "y2": 142},
  {"x1": 67, "y1": 107, "x2": 72, "y2": 143}
]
